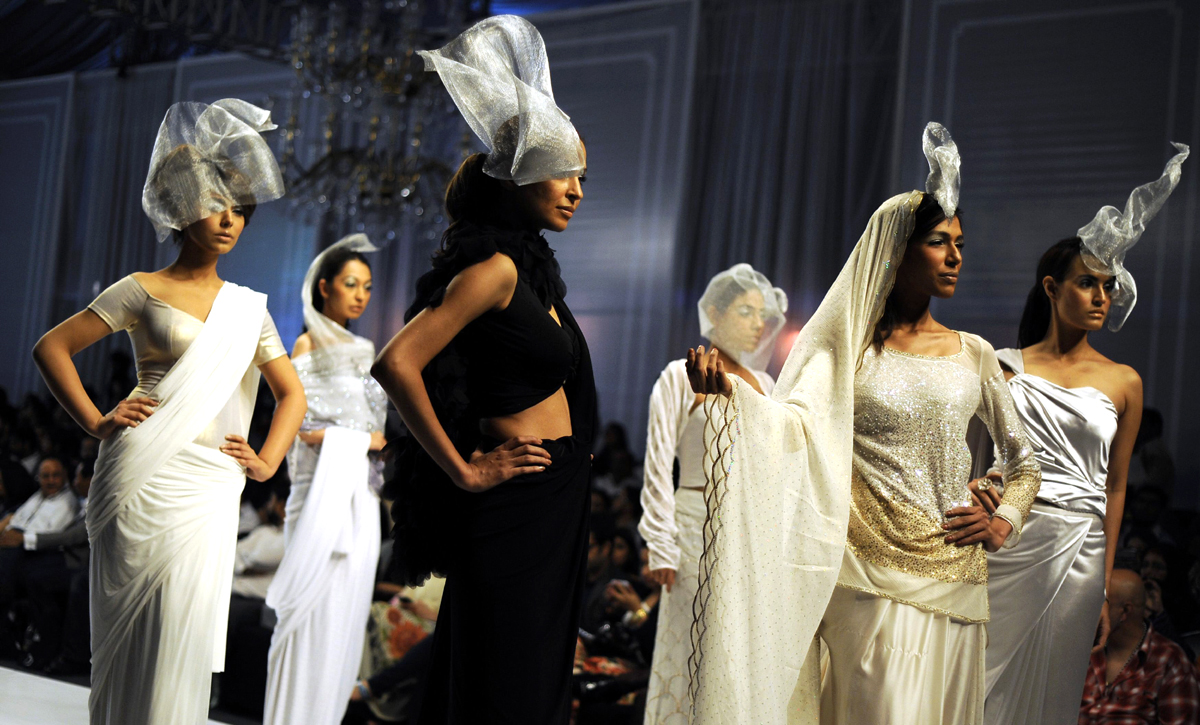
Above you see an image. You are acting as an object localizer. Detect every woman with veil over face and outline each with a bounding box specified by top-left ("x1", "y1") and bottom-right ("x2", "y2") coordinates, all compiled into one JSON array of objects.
[
  {"x1": 30, "y1": 99, "x2": 306, "y2": 724},
  {"x1": 685, "y1": 123, "x2": 1041, "y2": 724},
  {"x1": 639, "y1": 264, "x2": 787, "y2": 724},
  {"x1": 370, "y1": 15, "x2": 593, "y2": 724},
  {"x1": 263, "y1": 234, "x2": 388, "y2": 725},
  {"x1": 974, "y1": 144, "x2": 1186, "y2": 725}
]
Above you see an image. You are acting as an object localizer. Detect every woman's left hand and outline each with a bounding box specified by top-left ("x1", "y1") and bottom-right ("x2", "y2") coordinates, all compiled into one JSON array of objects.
[
  {"x1": 221, "y1": 434, "x2": 275, "y2": 481},
  {"x1": 944, "y1": 504, "x2": 1012, "y2": 552},
  {"x1": 605, "y1": 579, "x2": 643, "y2": 613}
]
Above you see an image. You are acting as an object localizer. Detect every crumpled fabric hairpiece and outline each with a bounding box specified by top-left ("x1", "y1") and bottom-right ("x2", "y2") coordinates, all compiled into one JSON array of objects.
[
  {"x1": 698, "y1": 263, "x2": 789, "y2": 372},
  {"x1": 418, "y1": 15, "x2": 585, "y2": 186},
  {"x1": 1078, "y1": 142, "x2": 1189, "y2": 331},
  {"x1": 142, "y1": 98, "x2": 285, "y2": 242},
  {"x1": 302, "y1": 233, "x2": 379, "y2": 350},
  {"x1": 923, "y1": 122, "x2": 961, "y2": 219}
]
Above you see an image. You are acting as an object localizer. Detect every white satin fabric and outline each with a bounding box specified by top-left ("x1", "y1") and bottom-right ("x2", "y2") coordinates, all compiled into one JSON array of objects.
[
  {"x1": 264, "y1": 336, "x2": 386, "y2": 725},
  {"x1": 984, "y1": 503, "x2": 1105, "y2": 725},
  {"x1": 982, "y1": 348, "x2": 1117, "y2": 725},
  {"x1": 820, "y1": 588, "x2": 986, "y2": 725},
  {"x1": 87, "y1": 283, "x2": 270, "y2": 725}
]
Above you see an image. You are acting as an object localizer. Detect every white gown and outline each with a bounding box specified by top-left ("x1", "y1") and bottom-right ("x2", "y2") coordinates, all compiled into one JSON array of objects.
[
  {"x1": 639, "y1": 360, "x2": 773, "y2": 724},
  {"x1": 86, "y1": 276, "x2": 286, "y2": 725},
  {"x1": 980, "y1": 348, "x2": 1117, "y2": 725},
  {"x1": 263, "y1": 337, "x2": 387, "y2": 725}
]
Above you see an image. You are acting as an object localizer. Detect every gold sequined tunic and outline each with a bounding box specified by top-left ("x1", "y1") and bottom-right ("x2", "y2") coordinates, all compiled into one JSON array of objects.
[{"x1": 837, "y1": 331, "x2": 1040, "y2": 623}]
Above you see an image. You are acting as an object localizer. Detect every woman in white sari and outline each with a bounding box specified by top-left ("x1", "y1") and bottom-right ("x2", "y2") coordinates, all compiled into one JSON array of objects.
[
  {"x1": 31, "y1": 99, "x2": 306, "y2": 725},
  {"x1": 640, "y1": 263, "x2": 787, "y2": 724},
  {"x1": 684, "y1": 123, "x2": 1040, "y2": 724},
  {"x1": 264, "y1": 234, "x2": 388, "y2": 725},
  {"x1": 974, "y1": 143, "x2": 1186, "y2": 725}
]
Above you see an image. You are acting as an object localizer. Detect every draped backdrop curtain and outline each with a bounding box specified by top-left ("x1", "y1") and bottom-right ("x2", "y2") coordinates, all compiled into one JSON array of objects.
[{"x1": 672, "y1": 0, "x2": 902, "y2": 371}]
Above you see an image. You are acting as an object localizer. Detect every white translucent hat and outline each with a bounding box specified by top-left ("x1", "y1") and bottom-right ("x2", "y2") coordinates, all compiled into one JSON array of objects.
[
  {"x1": 699, "y1": 263, "x2": 789, "y2": 372},
  {"x1": 923, "y1": 121, "x2": 961, "y2": 219},
  {"x1": 418, "y1": 15, "x2": 585, "y2": 186},
  {"x1": 142, "y1": 98, "x2": 285, "y2": 242},
  {"x1": 1077, "y1": 142, "x2": 1189, "y2": 331}
]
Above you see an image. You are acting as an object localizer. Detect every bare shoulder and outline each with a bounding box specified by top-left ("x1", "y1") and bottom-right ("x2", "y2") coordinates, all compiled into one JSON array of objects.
[
  {"x1": 446, "y1": 252, "x2": 519, "y2": 308},
  {"x1": 292, "y1": 332, "x2": 313, "y2": 357}
]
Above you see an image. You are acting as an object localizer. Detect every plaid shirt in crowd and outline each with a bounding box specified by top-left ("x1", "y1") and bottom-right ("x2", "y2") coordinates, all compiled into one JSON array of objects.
[{"x1": 1079, "y1": 621, "x2": 1200, "y2": 724}]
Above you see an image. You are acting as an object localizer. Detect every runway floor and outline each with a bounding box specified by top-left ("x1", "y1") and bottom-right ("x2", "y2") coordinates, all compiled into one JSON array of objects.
[{"x1": 0, "y1": 663, "x2": 256, "y2": 724}]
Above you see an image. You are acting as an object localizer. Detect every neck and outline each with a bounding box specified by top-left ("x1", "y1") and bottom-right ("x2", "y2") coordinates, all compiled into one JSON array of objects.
[
  {"x1": 890, "y1": 287, "x2": 938, "y2": 330},
  {"x1": 167, "y1": 241, "x2": 221, "y2": 281},
  {"x1": 1039, "y1": 317, "x2": 1092, "y2": 359},
  {"x1": 322, "y1": 309, "x2": 348, "y2": 328},
  {"x1": 1108, "y1": 618, "x2": 1146, "y2": 652},
  {"x1": 717, "y1": 348, "x2": 752, "y2": 376}
]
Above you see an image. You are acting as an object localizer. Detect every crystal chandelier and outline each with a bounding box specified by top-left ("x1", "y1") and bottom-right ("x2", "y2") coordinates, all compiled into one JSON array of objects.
[{"x1": 278, "y1": 0, "x2": 483, "y2": 242}]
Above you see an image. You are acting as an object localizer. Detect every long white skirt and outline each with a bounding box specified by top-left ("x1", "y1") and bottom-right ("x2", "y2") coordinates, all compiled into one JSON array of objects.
[
  {"x1": 644, "y1": 488, "x2": 706, "y2": 724},
  {"x1": 984, "y1": 502, "x2": 1105, "y2": 725},
  {"x1": 820, "y1": 587, "x2": 986, "y2": 725},
  {"x1": 89, "y1": 442, "x2": 244, "y2": 725},
  {"x1": 263, "y1": 443, "x2": 380, "y2": 725}
]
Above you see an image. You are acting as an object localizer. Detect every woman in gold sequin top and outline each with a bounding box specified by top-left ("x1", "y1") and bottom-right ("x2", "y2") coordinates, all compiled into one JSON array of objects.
[{"x1": 681, "y1": 123, "x2": 1041, "y2": 724}]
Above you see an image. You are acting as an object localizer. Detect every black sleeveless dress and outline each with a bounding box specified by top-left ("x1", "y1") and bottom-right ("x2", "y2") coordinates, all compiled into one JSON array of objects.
[{"x1": 390, "y1": 221, "x2": 595, "y2": 725}]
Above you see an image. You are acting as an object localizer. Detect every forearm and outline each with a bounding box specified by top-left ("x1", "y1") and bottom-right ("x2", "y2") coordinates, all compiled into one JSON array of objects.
[
  {"x1": 32, "y1": 338, "x2": 104, "y2": 436},
  {"x1": 257, "y1": 390, "x2": 306, "y2": 473},
  {"x1": 373, "y1": 358, "x2": 469, "y2": 485},
  {"x1": 1103, "y1": 484, "x2": 1126, "y2": 590}
]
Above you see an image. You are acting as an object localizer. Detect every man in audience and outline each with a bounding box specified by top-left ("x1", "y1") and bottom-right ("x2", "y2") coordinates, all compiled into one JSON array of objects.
[
  {"x1": 1079, "y1": 568, "x2": 1199, "y2": 724},
  {"x1": 581, "y1": 513, "x2": 617, "y2": 633},
  {"x1": 19, "y1": 459, "x2": 91, "y2": 669}
]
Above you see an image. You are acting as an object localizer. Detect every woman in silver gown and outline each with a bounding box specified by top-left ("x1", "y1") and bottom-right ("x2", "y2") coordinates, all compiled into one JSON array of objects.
[{"x1": 976, "y1": 142, "x2": 1187, "y2": 725}]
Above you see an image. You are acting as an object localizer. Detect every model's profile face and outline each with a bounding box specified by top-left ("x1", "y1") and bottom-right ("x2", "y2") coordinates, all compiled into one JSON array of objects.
[
  {"x1": 320, "y1": 259, "x2": 373, "y2": 323},
  {"x1": 182, "y1": 198, "x2": 246, "y2": 254},
  {"x1": 509, "y1": 145, "x2": 586, "y2": 233},
  {"x1": 1045, "y1": 256, "x2": 1114, "y2": 332},
  {"x1": 37, "y1": 458, "x2": 66, "y2": 497},
  {"x1": 895, "y1": 216, "x2": 964, "y2": 300},
  {"x1": 709, "y1": 288, "x2": 768, "y2": 355}
]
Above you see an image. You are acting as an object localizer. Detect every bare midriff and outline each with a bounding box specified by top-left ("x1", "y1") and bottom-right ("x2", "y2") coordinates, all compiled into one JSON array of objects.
[{"x1": 479, "y1": 387, "x2": 573, "y2": 441}]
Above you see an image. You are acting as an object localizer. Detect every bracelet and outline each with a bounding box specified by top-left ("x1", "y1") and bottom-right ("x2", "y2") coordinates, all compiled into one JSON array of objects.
[
  {"x1": 630, "y1": 607, "x2": 649, "y2": 626},
  {"x1": 355, "y1": 681, "x2": 371, "y2": 700}
]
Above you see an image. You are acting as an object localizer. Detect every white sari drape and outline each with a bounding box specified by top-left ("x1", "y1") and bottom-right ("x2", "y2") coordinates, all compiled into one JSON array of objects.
[
  {"x1": 689, "y1": 191, "x2": 920, "y2": 724},
  {"x1": 87, "y1": 284, "x2": 267, "y2": 725}
]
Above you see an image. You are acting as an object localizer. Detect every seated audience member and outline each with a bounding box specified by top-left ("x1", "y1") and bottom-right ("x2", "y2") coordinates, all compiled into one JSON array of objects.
[
  {"x1": 346, "y1": 576, "x2": 446, "y2": 724},
  {"x1": 591, "y1": 489, "x2": 612, "y2": 516},
  {"x1": 582, "y1": 514, "x2": 619, "y2": 634},
  {"x1": 1129, "y1": 409, "x2": 1176, "y2": 496},
  {"x1": 611, "y1": 528, "x2": 641, "y2": 579},
  {"x1": 593, "y1": 422, "x2": 634, "y2": 478},
  {"x1": 594, "y1": 449, "x2": 642, "y2": 499},
  {"x1": 1079, "y1": 569, "x2": 1199, "y2": 724},
  {"x1": 610, "y1": 485, "x2": 641, "y2": 532},
  {"x1": 18, "y1": 459, "x2": 91, "y2": 668},
  {"x1": 231, "y1": 487, "x2": 287, "y2": 600},
  {"x1": 7, "y1": 427, "x2": 40, "y2": 476}
]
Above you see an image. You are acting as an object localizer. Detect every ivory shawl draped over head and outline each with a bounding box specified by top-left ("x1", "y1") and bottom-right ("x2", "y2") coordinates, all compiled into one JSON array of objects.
[{"x1": 688, "y1": 191, "x2": 921, "y2": 724}]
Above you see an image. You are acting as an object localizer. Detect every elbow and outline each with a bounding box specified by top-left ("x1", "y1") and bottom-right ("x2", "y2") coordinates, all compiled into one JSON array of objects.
[
  {"x1": 371, "y1": 354, "x2": 410, "y2": 390},
  {"x1": 31, "y1": 335, "x2": 51, "y2": 368}
]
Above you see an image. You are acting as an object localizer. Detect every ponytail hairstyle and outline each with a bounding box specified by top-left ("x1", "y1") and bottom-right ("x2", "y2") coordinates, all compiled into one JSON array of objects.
[
  {"x1": 444, "y1": 152, "x2": 511, "y2": 227},
  {"x1": 1016, "y1": 237, "x2": 1084, "y2": 348},
  {"x1": 873, "y1": 193, "x2": 963, "y2": 349},
  {"x1": 310, "y1": 247, "x2": 372, "y2": 316}
]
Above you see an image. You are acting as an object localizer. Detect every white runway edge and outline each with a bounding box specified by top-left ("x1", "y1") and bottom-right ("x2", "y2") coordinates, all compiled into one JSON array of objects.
[{"x1": 0, "y1": 668, "x2": 224, "y2": 724}]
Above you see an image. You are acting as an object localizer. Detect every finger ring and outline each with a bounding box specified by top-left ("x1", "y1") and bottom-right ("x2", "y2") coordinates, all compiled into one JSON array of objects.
[{"x1": 977, "y1": 479, "x2": 992, "y2": 491}]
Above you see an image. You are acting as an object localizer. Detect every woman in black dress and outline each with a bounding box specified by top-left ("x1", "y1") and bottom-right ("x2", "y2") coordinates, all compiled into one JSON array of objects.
[{"x1": 371, "y1": 16, "x2": 593, "y2": 725}]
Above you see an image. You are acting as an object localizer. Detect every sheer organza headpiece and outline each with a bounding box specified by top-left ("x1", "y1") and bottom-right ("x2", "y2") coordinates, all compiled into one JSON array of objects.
[
  {"x1": 699, "y1": 263, "x2": 788, "y2": 372},
  {"x1": 923, "y1": 121, "x2": 961, "y2": 219},
  {"x1": 302, "y1": 233, "x2": 379, "y2": 350},
  {"x1": 1077, "y1": 142, "x2": 1189, "y2": 331},
  {"x1": 419, "y1": 15, "x2": 585, "y2": 186},
  {"x1": 142, "y1": 99, "x2": 285, "y2": 243}
]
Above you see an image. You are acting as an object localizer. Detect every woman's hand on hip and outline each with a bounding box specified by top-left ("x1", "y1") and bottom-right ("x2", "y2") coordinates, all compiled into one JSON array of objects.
[
  {"x1": 944, "y1": 504, "x2": 1012, "y2": 552},
  {"x1": 90, "y1": 397, "x2": 158, "y2": 440},
  {"x1": 221, "y1": 434, "x2": 276, "y2": 481},
  {"x1": 456, "y1": 436, "x2": 552, "y2": 492}
]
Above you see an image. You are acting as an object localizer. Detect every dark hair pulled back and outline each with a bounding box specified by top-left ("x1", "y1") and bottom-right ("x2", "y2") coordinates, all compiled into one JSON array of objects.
[
  {"x1": 873, "y1": 193, "x2": 963, "y2": 349},
  {"x1": 1016, "y1": 237, "x2": 1084, "y2": 348},
  {"x1": 311, "y1": 248, "x2": 372, "y2": 314},
  {"x1": 444, "y1": 152, "x2": 511, "y2": 228}
]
